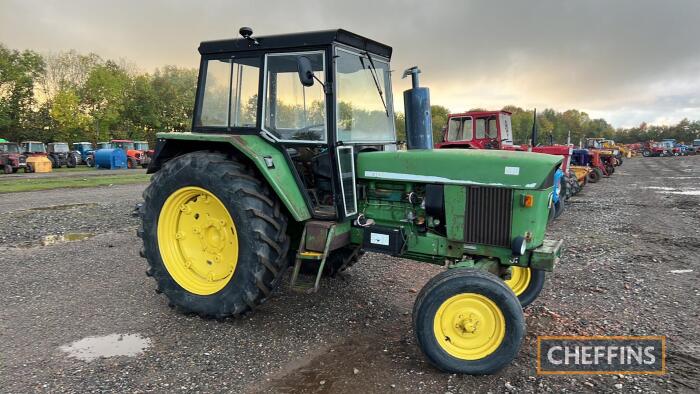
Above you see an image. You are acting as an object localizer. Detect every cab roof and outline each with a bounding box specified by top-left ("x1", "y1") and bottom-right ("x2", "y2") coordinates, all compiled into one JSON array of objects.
[{"x1": 199, "y1": 29, "x2": 392, "y2": 59}]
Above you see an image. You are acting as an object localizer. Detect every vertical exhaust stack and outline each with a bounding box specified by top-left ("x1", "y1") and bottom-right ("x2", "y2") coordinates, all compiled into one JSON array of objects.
[{"x1": 402, "y1": 67, "x2": 433, "y2": 150}]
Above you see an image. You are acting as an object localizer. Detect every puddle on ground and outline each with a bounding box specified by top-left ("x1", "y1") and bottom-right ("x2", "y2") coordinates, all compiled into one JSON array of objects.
[
  {"x1": 41, "y1": 232, "x2": 95, "y2": 246},
  {"x1": 27, "y1": 203, "x2": 98, "y2": 211},
  {"x1": 59, "y1": 333, "x2": 151, "y2": 361}
]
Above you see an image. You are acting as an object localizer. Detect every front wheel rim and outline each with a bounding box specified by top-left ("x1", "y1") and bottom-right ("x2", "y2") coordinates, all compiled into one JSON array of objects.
[
  {"x1": 505, "y1": 266, "x2": 531, "y2": 296},
  {"x1": 157, "y1": 186, "x2": 239, "y2": 295},
  {"x1": 434, "y1": 293, "x2": 506, "y2": 360}
]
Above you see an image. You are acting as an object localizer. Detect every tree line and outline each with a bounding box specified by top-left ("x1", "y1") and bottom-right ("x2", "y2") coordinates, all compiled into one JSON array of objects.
[
  {"x1": 2, "y1": 43, "x2": 698, "y2": 146},
  {"x1": 0, "y1": 44, "x2": 197, "y2": 144},
  {"x1": 395, "y1": 106, "x2": 699, "y2": 146}
]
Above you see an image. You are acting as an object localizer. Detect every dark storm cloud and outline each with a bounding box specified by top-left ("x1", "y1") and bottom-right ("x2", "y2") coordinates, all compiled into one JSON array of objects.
[{"x1": 1, "y1": 0, "x2": 699, "y2": 127}]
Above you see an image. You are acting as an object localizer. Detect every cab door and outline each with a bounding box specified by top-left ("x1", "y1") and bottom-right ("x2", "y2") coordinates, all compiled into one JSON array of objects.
[{"x1": 336, "y1": 146, "x2": 357, "y2": 216}]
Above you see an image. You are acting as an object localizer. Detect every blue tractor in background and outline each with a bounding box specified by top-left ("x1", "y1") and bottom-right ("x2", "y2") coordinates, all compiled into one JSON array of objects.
[{"x1": 71, "y1": 142, "x2": 95, "y2": 166}]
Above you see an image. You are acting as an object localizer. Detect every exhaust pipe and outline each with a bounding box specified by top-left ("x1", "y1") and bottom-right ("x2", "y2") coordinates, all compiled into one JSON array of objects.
[{"x1": 402, "y1": 67, "x2": 433, "y2": 150}]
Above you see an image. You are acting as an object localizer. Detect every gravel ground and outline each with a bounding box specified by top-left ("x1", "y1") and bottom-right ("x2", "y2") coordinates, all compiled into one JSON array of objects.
[{"x1": 0, "y1": 156, "x2": 698, "y2": 393}]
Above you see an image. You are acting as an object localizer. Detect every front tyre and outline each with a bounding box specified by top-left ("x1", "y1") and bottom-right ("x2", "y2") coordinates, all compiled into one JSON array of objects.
[
  {"x1": 504, "y1": 266, "x2": 546, "y2": 308},
  {"x1": 413, "y1": 269, "x2": 524, "y2": 375},
  {"x1": 139, "y1": 151, "x2": 290, "y2": 318}
]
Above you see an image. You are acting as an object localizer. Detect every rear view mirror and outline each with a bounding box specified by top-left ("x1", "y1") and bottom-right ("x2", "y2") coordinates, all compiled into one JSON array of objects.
[{"x1": 297, "y1": 56, "x2": 315, "y2": 87}]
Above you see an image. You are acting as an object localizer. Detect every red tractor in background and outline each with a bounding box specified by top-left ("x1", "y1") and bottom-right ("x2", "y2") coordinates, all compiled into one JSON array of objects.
[
  {"x1": 436, "y1": 110, "x2": 572, "y2": 171},
  {"x1": 436, "y1": 109, "x2": 575, "y2": 194},
  {"x1": 641, "y1": 141, "x2": 670, "y2": 157},
  {"x1": 111, "y1": 139, "x2": 152, "y2": 169}
]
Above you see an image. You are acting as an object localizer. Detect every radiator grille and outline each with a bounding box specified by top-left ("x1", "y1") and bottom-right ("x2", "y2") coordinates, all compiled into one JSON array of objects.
[{"x1": 464, "y1": 186, "x2": 513, "y2": 247}]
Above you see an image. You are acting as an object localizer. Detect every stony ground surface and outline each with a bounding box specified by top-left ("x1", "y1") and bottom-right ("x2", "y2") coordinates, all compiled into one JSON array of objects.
[{"x1": 0, "y1": 156, "x2": 698, "y2": 393}]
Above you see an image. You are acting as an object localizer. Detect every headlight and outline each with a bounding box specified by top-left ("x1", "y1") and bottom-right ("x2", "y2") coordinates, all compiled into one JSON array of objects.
[{"x1": 511, "y1": 236, "x2": 527, "y2": 256}]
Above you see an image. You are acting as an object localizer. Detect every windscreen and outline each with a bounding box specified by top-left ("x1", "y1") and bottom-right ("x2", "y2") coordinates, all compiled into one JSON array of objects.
[
  {"x1": 53, "y1": 143, "x2": 69, "y2": 152},
  {"x1": 335, "y1": 48, "x2": 395, "y2": 143},
  {"x1": 0, "y1": 143, "x2": 20, "y2": 153}
]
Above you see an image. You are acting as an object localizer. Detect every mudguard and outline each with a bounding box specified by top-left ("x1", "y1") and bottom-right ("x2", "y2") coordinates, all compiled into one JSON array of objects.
[{"x1": 151, "y1": 132, "x2": 312, "y2": 222}]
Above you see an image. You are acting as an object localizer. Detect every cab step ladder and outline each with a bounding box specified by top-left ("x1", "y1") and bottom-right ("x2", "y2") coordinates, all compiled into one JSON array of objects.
[{"x1": 289, "y1": 224, "x2": 336, "y2": 293}]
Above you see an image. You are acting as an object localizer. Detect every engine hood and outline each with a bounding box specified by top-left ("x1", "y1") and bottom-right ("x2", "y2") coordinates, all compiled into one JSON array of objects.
[{"x1": 356, "y1": 149, "x2": 562, "y2": 190}]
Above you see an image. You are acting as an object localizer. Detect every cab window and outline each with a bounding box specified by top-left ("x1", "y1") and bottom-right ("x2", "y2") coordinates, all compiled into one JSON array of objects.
[
  {"x1": 446, "y1": 117, "x2": 472, "y2": 141},
  {"x1": 263, "y1": 52, "x2": 326, "y2": 142},
  {"x1": 476, "y1": 116, "x2": 498, "y2": 139},
  {"x1": 196, "y1": 57, "x2": 261, "y2": 128}
]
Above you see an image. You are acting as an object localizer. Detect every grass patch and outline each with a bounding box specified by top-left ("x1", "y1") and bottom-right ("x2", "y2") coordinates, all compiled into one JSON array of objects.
[
  {"x1": 51, "y1": 166, "x2": 97, "y2": 173},
  {"x1": 0, "y1": 173, "x2": 151, "y2": 193}
]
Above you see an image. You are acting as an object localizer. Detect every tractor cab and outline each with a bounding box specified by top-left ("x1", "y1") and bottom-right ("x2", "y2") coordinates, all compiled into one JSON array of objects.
[
  {"x1": 438, "y1": 110, "x2": 514, "y2": 150},
  {"x1": 21, "y1": 141, "x2": 47, "y2": 155},
  {"x1": 112, "y1": 140, "x2": 135, "y2": 151},
  {"x1": 183, "y1": 28, "x2": 395, "y2": 218},
  {"x1": 96, "y1": 142, "x2": 113, "y2": 150},
  {"x1": 48, "y1": 142, "x2": 69, "y2": 153},
  {"x1": 134, "y1": 141, "x2": 150, "y2": 151},
  {"x1": 73, "y1": 142, "x2": 94, "y2": 152}
]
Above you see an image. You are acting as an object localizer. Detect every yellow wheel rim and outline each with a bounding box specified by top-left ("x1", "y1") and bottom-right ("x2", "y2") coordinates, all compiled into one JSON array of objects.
[
  {"x1": 434, "y1": 293, "x2": 505, "y2": 360},
  {"x1": 505, "y1": 266, "x2": 531, "y2": 296},
  {"x1": 157, "y1": 186, "x2": 239, "y2": 295}
]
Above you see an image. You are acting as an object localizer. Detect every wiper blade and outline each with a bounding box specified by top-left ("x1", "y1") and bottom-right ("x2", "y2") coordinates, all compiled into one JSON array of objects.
[{"x1": 361, "y1": 52, "x2": 389, "y2": 117}]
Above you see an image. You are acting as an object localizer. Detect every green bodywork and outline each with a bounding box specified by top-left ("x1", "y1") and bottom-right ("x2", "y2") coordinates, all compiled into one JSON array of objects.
[
  {"x1": 155, "y1": 131, "x2": 562, "y2": 271},
  {"x1": 156, "y1": 132, "x2": 312, "y2": 221},
  {"x1": 356, "y1": 149, "x2": 561, "y2": 189}
]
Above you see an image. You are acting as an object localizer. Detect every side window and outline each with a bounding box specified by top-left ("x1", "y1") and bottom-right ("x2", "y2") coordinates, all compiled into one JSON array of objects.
[
  {"x1": 196, "y1": 57, "x2": 260, "y2": 128},
  {"x1": 264, "y1": 52, "x2": 326, "y2": 142},
  {"x1": 475, "y1": 118, "x2": 486, "y2": 139},
  {"x1": 462, "y1": 117, "x2": 473, "y2": 140},
  {"x1": 488, "y1": 117, "x2": 498, "y2": 138},
  {"x1": 230, "y1": 58, "x2": 261, "y2": 127},
  {"x1": 447, "y1": 118, "x2": 462, "y2": 141},
  {"x1": 199, "y1": 60, "x2": 231, "y2": 127}
]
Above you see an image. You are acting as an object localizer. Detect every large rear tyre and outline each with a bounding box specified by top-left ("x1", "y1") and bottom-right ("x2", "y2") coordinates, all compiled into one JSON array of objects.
[
  {"x1": 139, "y1": 151, "x2": 290, "y2": 318},
  {"x1": 3, "y1": 164, "x2": 12, "y2": 174},
  {"x1": 413, "y1": 269, "x2": 524, "y2": 375},
  {"x1": 504, "y1": 267, "x2": 546, "y2": 308},
  {"x1": 67, "y1": 154, "x2": 77, "y2": 168}
]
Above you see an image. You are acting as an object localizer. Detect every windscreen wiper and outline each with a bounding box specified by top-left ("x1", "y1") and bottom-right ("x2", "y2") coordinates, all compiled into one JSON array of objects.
[{"x1": 361, "y1": 52, "x2": 389, "y2": 117}]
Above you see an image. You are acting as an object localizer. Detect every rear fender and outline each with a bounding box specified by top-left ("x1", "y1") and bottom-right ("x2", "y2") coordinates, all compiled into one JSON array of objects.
[{"x1": 149, "y1": 133, "x2": 312, "y2": 222}]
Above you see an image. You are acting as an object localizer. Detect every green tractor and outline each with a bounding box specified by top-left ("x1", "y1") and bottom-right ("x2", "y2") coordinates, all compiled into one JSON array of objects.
[{"x1": 138, "y1": 28, "x2": 563, "y2": 374}]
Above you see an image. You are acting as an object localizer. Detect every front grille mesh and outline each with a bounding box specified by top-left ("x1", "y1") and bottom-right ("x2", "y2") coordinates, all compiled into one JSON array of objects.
[{"x1": 464, "y1": 186, "x2": 513, "y2": 247}]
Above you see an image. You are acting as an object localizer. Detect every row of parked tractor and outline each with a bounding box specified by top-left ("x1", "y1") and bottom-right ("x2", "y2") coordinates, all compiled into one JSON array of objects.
[
  {"x1": 637, "y1": 138, "x2": 700, "y2": 157},
  {"x1": 435, "y1": 110, "x2": 630, "y2": 220},
  {"x1": 0, "y1": 139, "x2": 153, "y2": 174}
]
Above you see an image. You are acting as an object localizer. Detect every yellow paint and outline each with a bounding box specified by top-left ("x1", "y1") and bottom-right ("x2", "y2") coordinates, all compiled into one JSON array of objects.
[
  {"x1": 505, "y1": 266, "x2": 531, "y2": 296},
  {"x1": 157, "y1": 186, "x2": 238, "y2": 295},
  {"x1": 26, "y1": 156, "x2": 52, "y2": 173},
  {"x1": 434, "y1": 293, "x2": 505, "y2": 360}
]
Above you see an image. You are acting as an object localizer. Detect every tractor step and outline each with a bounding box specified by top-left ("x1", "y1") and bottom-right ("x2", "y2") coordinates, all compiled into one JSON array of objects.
[{"x1": 289, "y1": 222, "x2": 336, "y2": 293}]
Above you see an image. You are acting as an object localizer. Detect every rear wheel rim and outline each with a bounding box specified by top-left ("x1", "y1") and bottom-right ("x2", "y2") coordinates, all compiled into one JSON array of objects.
[
  {"x1": 157, "y1": 186, "x2": 239, "y2": 295},
  {"x1": 505, "y1": 266, "x2": 531, "y2": 296},
  {"x1": 434, "y1": 293, "x2": 506, "y2": 360}
]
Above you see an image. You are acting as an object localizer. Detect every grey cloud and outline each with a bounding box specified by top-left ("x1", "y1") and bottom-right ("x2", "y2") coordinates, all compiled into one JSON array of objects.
[{"x1": 1, "y1": 0, "x2": 698, "y2": 127}]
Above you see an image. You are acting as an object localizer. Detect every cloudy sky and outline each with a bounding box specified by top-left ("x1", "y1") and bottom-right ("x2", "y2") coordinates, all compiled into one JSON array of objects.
[{"x1": 1, "y1": 0, "x2": 699, "y2": 128}]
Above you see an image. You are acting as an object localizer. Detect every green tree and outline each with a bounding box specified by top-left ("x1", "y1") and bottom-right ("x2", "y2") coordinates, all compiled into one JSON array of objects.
[
  {"x1": 0, "y1": 44, "x2": 45, "y2": 141},
  {"x1": 81, "y1": 61, "x2": 130, "y2": 141},
  {"x1": 50, "y1": 88, "x2": 91, "y2": 141},
  {"x1": 151, "y1": 66, "x2": 198, "y2": 133},
  {"x1": 430, "y1": 105, "x2": 449, "y2": 143}
]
